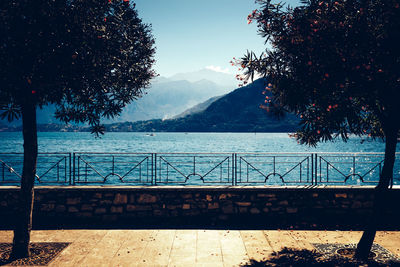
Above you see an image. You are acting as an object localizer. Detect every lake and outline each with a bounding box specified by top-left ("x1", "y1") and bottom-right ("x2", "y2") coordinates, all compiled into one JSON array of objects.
[
  {"x1": 0, "y1": 132, "x2": 399, "y2": 186},
  {"x1": 0, "y1": 132, "x2": 392, "y2": 153}
]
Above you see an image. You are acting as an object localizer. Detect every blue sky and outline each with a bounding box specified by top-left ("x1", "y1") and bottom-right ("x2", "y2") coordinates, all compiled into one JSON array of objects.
[{"x1": 135, "y1": 0, "x2": 300, "y2": 77}]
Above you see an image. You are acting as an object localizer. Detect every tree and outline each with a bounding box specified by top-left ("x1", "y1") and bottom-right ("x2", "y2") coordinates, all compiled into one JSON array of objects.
[
  {"x1": 0, "y1": 0, "x2": 156, "y2": 259},
  {"x1": 236, "y1": 0, "x2": 400, "y2": 260}
]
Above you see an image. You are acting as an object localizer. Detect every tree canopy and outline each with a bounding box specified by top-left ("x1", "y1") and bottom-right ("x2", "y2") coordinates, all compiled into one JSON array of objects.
[
  {"x1": 0, "y1": 0, "x2": 156, "y2": 133},
  {"x1": 236, "y1": 0, "x2": 400, "y2": 259},
  {"x1": 0, "y1": 0, "x2": 156, "y2": 259},
  {"x1": 236, "y1": 0, "x2": 400, "y2": 146}
]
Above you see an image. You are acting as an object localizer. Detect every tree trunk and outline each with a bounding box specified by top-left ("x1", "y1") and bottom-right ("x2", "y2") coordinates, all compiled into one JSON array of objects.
[
  {"x1": 10, "y1": 98, "x2": 38, "y2": 260},
  {"x1": 355, "y1": 127, "x2": 397, "y2": 260}
]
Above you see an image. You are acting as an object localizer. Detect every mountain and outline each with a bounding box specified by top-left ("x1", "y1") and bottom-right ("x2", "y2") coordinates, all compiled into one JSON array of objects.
[
  {"x1": 103, "y1": 78, "x2": 232, "y2": 122},
  {"x1": 173, "y1": 95, "x2": 223, "y2": 119},
  {"x1": 1, "y1": 70, "x2": 235, "y2": 126},
  {"x1": 169, "y1": 68, "x2": 237, "y2": 89},
  {"x1": 104, "y1": 78, "x2": 299, "y2": 132}
]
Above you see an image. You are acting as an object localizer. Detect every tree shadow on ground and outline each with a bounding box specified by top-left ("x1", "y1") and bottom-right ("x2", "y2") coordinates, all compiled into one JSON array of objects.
[{"x1": 241, "y1": 248, "x2": 400, "y2": 267}]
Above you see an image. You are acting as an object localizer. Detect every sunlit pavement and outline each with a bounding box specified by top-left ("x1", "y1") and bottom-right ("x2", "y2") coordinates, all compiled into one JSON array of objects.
[{"x1": 0, "y1": 230, "x2": 399, "y2": 266}]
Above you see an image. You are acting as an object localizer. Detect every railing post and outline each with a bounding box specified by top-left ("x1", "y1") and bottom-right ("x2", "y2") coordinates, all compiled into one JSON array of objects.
[
  {"x1": 232, "y1": 153, "x2": 235, "y2": 186},
  {"x1": 68, "y1": 153, "x2": 72, "y2": 185},
  {"x1": 193, "y1": 155, "x2": 196, "y2": 176},
  {"x1": 112, "y1": 155, "x2": 115, "y2": 175},
  {"x1": 311, "y1": 154, "x2": 313, "y2": 185},
  {"x1": 72, "y1": 153, "x2": 76, "y2": 185},
  {"x1": 315, "y1": 153, "x2": 318, "y2": 186},
  {"x1": 151, "y1": 153, "x2": 153, "y2": 185},
  {"x1": 154, "y1": 153, "x2": 157, "y2": 185}
]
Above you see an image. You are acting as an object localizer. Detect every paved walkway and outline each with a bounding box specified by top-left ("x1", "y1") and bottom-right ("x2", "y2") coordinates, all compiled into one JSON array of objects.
[{"x1": 0, "y1": 230, "x2": 400, "y2": 266}]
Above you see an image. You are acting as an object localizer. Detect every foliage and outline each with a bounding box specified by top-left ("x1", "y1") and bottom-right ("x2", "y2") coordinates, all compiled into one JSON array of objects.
[
  {"x1": 0, "y1": 0, "x2": 156, "y2": 134},
  {"x1": 236, "y1": 0, "x2": 400, "y2": 146}
]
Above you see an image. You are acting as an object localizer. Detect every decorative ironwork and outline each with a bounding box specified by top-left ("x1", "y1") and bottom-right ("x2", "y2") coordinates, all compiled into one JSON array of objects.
[
  {"x1": 236, "y1": 153, "x2": 312, "y2": 185},
  {"x1": 154, "y1": 153, "x2": 233, "y2": 184},
  {"x1": 0, "y1": 153, "x2": 70, "y2": 184},
  {"x1": 315, "y1": 153, "x2": 387, "y2": 185},
  {"x1": 73, "y1": 153, "x2": 152, "y2": 184},
  {"x1": 0, "y1": 152, "x2": 399, "y2": 186}
]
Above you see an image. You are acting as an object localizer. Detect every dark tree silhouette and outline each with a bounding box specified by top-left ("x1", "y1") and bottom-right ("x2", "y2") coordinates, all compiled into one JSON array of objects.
[
  {"x1": 0, "y1": 0, "x2": 156, "y2": 259},
  {"x1": 236, "y1": 0, "x2": 400, "y2": 260}
]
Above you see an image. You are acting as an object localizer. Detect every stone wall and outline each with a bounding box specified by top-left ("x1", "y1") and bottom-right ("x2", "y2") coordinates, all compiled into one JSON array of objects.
[{"x1": 0, "y1": 186, "x2": 399, "y2": 229}]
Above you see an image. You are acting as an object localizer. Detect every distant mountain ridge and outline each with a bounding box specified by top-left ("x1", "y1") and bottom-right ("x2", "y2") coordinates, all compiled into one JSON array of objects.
[
  {"x1": 103, "y1": 78, "x2": 299, "y2": 132},
  {"x1": 168, "y1": 68, "x2": 237, "y2": 88},
  {"x1": 1, "y1": 69, "x2": 236, "y2": 126},
  {"x1": 0, "y1": 76, "x2": 300, "y2": 133}
]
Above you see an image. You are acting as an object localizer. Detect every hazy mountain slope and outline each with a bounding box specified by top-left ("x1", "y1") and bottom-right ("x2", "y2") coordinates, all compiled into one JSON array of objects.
[
  {"x1": 106, "y1": 79, "x2": 231, "y2": 122},
  {"x1": 2, "y1": 71, "x2": 234, "y2": 126},
  {"x1": 173, "y1": 95, "x2": 223, "y2": 119},
  {"x1": 105, "y1": 78, "x2": 299, "y2": 132}
]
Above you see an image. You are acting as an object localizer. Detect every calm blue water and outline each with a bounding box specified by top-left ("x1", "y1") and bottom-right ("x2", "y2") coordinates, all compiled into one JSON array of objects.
[
  {"x1": 0, "y1": 132, "x2": 399, "y2": 186},
  {"x1": 0, "y1": 132, "x2": 391, "y2": 153}
]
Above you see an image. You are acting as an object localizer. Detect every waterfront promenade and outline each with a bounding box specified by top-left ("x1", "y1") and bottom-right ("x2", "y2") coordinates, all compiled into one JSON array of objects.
[{"x1": 0, "y1": 229, "x2": 399, "y2": 266}]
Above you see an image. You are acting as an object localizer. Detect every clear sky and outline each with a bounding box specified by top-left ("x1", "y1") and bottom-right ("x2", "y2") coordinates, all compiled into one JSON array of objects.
[{"x1": 134, "y1": 0, "x2": 300, "y2": 77}]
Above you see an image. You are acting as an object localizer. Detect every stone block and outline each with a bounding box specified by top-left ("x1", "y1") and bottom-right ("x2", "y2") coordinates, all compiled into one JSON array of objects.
[
  {"x1": 208, "y1": 203, "x2": 219, "y2": 209},
  {"x1": 185, "y1": 209, "x2": 200, "y2": 216},
  {"x1": 222, "y1": 204, "x2": 234, "y2": 214},
  {"x1": 363, "y1": 201, "x2": 373, "y2": 208},
  {"x1": 250, "y1": 208, "x2": 260, "y2": 214},
  {"x1": 55, "y1": 205, "x2": 66, "y2": 212},
  {"x1": 278, "y1": 200, "x2": 289, "y2": 206},
  {"x1": 335, "y1": 193, "x2": 347, "y2": 198},
  {"x1": 153, "y1": 210, "x2": 165, "y2": 216},
  {"x1": 113, "y1": 193, "x2": 128, "y2": 204},
  {"x1": 351, "y1": 201, "x2": 362, "y2": 209},
  {"x1": 100, "y1": 200, "x2": 112, "y2": 205},
  {"x1": 219, "y1": 194, "x2": 231, "y2": 200},
  {"x1": 257, "y1": 193, "x2": 274, "y2": 198},
  {"x1": 94, "y1": 207, "x2": 107, "y2": 214},
  {"x1": 41, "y1": 204, "x2": 55, "y2": 212},
  {"x1": 137, "y1": 194, "x2": 157, "y2": 203},
  {"x1": 259, "y1": 193, "x2": 276, "y2": 198},
  {"x1": 235, "y1": 202, "x2": 252, "y2": 207},
  {"x1": 81, "y1": 204, "x2": 93, "y2": 211},
  {"x1": 181, "y1": 194, "x2": 192, "y2": 199},
  {"x1": 66, "y1": 198, "x2": 80, "y2": 205},
  {"x1": 286, "y1": 207, "x2": 298, "y2": 213},
  {"x1": 239, "y1": 207, "x2": 248, "y2": 213},
  {"x1": 111, "y1": 206, "x2": 123, "y2": 213},
  {"x1": 126, "y1": 205, "x2": 136, "y2": 212},
  {"x1": 68, "y1": 206, "x2": 79, "y2": 213}
]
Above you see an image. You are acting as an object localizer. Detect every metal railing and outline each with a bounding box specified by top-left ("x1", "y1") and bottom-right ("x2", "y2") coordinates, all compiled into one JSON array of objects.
[
  {"x1": 0, "y1": 153, "x2": 71, "y2": 184},
  {"x1": 0, "y1": 152, "x2": 399, "y2": 186}
]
